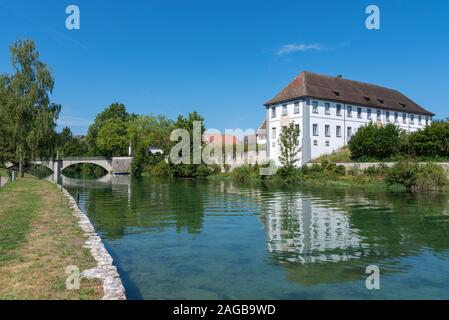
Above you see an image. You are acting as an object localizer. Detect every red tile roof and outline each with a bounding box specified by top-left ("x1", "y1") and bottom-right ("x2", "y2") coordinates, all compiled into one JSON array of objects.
[{"x1": 265, "y1": 71, "x2": 434, "y2": 116}]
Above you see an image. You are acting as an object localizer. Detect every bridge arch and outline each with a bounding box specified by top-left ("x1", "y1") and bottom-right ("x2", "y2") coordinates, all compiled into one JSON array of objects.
[{"x1": 61, "y1": 159, "x2": 111, "y2": 173}]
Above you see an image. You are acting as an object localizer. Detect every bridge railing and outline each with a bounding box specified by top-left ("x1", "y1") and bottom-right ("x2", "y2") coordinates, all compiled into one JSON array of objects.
[
  {"x1": 33, "y1": 156, "x2": 110, "y2": 161},
  {"x1": 60, "y1": 157, "x2": 110, "y2": 161}
]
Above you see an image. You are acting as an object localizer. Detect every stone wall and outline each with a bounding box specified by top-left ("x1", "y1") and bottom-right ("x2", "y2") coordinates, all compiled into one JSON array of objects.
[{"x1": 63, "y1": 188, "x2": 126, "y2": 300}]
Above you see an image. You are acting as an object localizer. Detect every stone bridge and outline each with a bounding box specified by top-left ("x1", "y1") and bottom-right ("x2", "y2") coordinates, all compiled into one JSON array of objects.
[{"x1": 32, "y1": 157, "x2": 133, "y2": 174}]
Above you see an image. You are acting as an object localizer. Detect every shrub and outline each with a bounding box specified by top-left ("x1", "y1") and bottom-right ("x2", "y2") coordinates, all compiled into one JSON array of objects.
[
  {"x1": 415, "y1": 163, "x2": 448, "y2": 191},
  {"x1": 150, "y1": 160, "x2": 172, "y2": 177},
  {"x1": 407, "y1": 121, "x2": 449, "y2": 160},
  {"x1": 386, "y1": 161, "x2": 448, "y2": 192},
  {"x1": 231, "y1": 165, "x2": 260, "y2": 183},
  {"x1": 195, "y1": 164, "x2": 212, "y2": 178},
  {"x1": 364, "y1": 164, "x2": 390, "y2": 177},
  {"x1": 348, "y1": 123, "x2": 404, "y2": 161},
  {"x1": 208, "y1": 164, "x2": 222, "y2": 175}
]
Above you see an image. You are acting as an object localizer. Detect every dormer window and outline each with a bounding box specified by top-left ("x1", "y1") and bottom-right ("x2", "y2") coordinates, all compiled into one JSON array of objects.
[
  {"x1": 332, "y1": 90, "x2": 341, "y2": 97},
  {"x1": 363, "y1": 97, "x2": 371, "y2": 102},
  {"x1": 377, "y1": 99, "x2": 384, "y2": 104},
  {"x1": 399, "y1": 103, "x2": 407, "y2": 108}
]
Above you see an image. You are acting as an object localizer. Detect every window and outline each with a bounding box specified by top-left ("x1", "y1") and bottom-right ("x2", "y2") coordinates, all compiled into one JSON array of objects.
[
  {"x1": 367, "y1": 108, "x2": 372, "y2": 119},
  {"x1": 403, "y1": 113, "x2": 407, "y2": 124},
  {"x1": 282, "y1": 104, "x2": 287, "y2": 116},
  {"x1": 336, "y1": 126, "x2": 342, "y2": 137},
  {"x1": 294, "y1": 102, "x2": 300, "y2": 114},
  {"x1": 281, "y1": 125, "x2": 287, "y2": 133},
  {"x1": 313, "y1": 124, "x2": 318, "y2": 136},
  {"x1": 386, "y1": 111, "x2": 390, "y2": 122},
  {"x1": 347, "y1": 105, "x2": 352, "y2": 117},
  {"x1": 312, "y1": 101, "x2": 318, "y2": 113},
  {"x1": 271, "y1": 127, "x2": 276, "y2": 139},
  {"x1": 325, "y1": 141, "x2": 330, "y2": 147},
  {"x1": 336, "y1": 104, "x2": 342, "y2": 116},
  {"x1": 426, "y1": 117, "x2": 429, "y2": 125},
  {"x1": 271, "y1": 107, "x2": 276, "y2": 118},
  {"x1": 325, "y1": 103, "x2": 331, "y2": 115},
  {"x1": 376, "y1": 110, "x2": 381, "y2": 120},
  {"x1": 272, "y1": 141, "x2": 276, "y2": 148},
  {"x1": 347, "y1": 127, "x2": 352, "y2": 139},
  {"x1": 325, "y1": 125, "x2": 330, "y2": 137},
  {"x1": 357, "y1": 107, "x2": 362, "y2": 119},
  {"x1": 394, "y1": 112, "x2": 399, "y2": 123},
  {"x1": 313, "y1": 140, "x2": 318, "y2": 146},
  {"x1": 410, "y1": 114, "x2": 415, "y2": 124},
  {"x1": 418, "y1": 115, "x2": 422, "y2": 125}
]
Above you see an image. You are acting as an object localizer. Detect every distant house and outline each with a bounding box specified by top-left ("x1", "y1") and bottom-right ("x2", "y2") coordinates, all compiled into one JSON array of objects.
[
  {"x1": 256, "y1": 119, "x2": 267, "y2": 146},
  {"x1": 264, "y1": 71, "x2": 434, "y2": 165}
]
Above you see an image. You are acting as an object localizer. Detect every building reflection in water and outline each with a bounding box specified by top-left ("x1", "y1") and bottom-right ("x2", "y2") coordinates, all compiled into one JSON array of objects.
[{"x1": 261, "y1": 195, "x2": 366, "y2": 265}]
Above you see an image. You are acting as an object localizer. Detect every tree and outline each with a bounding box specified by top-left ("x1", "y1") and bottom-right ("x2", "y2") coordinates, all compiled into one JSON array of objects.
[
  {"x1": 96, "y1": 119, "x2": 129, "y2": 157},
  {"x1": 127, "y1": 115, "x2": 174, "y2": 176},
  {"x1": 279, "y1": 122, "x2": 301, "y2": 168},
  {"x1": 348, "y1": 123, "x2": 404, "y2": 161},
  {"x1": 407, "y1": 121, "x2": 449, "y2": 160},
  {"x1": 0, "y1": 39, "x2": 60, "y2": 176},
  {"x1": 86, "y1": 103, "x2": 131, "y2": 156},
  {"x1": 56, "y1": 127, "x2": 88, "y2": 157},
  {"x1": 170, "y1": 111, "x2": 206, "y2": 178}
]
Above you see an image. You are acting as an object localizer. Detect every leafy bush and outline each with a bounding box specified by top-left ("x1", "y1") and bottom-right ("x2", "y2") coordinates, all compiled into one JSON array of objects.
[
  {"x1": 208, "y1": 164, "x2": 222, "y2": 175},
  {"x1": 231, "y1": 165, "x2": 260, "y2": 183},
  {"x1": 150, "y1": 160, "x2": 172, "y2": 177},
  {"x1": 348, "y1": 123, "x2": 405, "y2": 161},
  {"x1": 195, "y1": 164, "x2": 212, "y2": 178},
  {"x1": 386, "y1": 161, "x2": 448, "y2": 192},
  {"x1": 407, "y1": 121, "x2": 449, "y2": 160},
  {"x1": 364, "y1": 164, "x2": 390, "y2": 177}
]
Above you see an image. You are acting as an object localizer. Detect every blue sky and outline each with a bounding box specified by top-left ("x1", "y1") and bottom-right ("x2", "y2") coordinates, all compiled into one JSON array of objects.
[{"x1": 1, "y1": 0, "x2": 448, "y2": 134}]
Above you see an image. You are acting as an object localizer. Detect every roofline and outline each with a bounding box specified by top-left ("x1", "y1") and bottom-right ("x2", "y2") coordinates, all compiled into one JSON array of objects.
[{"x1": 264, "y1": 95, "x2": 435, "y2": 117}]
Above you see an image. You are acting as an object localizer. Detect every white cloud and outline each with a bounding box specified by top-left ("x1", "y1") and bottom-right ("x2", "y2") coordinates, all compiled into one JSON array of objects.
[{"x1": 276, "y1": 43, "x2": 325, "y2": 56}]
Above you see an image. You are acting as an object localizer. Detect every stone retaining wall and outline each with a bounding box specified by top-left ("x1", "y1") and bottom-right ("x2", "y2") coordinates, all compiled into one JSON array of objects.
[
  {"x1": 62, "y1": 188, "x2": 126, "y2": 300},
  {"x1": 306, "y1": 162, "x2": 449, "y2": 175}
]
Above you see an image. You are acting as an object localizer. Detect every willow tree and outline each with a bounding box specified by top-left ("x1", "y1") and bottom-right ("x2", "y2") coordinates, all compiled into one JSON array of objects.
[{"x1": 0, "y1": 40, "x2": 60, "y2": 176}]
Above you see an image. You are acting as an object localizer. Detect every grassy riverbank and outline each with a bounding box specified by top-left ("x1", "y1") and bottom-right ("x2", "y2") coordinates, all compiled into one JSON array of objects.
[{"x1": 0, "y1": 175, "x2": 102, "y2": 300}]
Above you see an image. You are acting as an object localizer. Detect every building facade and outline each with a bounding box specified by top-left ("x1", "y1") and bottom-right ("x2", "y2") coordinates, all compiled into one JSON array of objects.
[{"x1": 264, "y1": 71, "x2": 434, "y2": 166}]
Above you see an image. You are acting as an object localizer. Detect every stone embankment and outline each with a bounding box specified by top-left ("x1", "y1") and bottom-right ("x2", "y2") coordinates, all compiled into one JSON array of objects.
[{"x1": 62, "y1": 188, "x2": 126, "y2": 300}]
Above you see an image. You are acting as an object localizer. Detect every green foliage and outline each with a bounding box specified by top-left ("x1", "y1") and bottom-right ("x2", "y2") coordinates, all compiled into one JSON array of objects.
[
  {"x1": 407, "y1": 121, "x2": 449, "y2": 160},
  {"x1": 169, "y1": 111, "x2": 206, "y2": 178},
  {"x1": 96, "y1": 119, "x2": 129, "y2": 157},
  {"x1": 0, "y1": 39, "x2": 60, "y2": 169},
  {"x1": 364, "y1": 164, "x2": 390, "y2": 177},
  {"x1": 56, "y1": 127, "x2": 88, "y2": 157},
  {"x1": 386, "y1": 161, "x2": 448, "y2": 192},
  {"x1": 230, "y1": 165, "x2": 260, "y2": 183},
  {"x1": 313, "y1": 147, "x2": 352, "y2": 163},
  {"x1": 348, "y1": 121, "x2": 449, "y2": 162},
  {"x1": 349, "y1": 123, "x2": 404, "y2": 161},
  {"x1": 278, "y1": 122, "x2": 301, "y2": 168},
  {"x1": 86, "y1": 103, "x2": 131, "y2": 156},
  {"x1": 150, "y1": 160, "x2": 172, "y2": 177}
]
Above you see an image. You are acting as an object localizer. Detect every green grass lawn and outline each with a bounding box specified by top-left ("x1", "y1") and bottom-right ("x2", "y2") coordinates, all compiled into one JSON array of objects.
[{"x1": 0, "y1": 175, "x2": 102, "y2": 300}]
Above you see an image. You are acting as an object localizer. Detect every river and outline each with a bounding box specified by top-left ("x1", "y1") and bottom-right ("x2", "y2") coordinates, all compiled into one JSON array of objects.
[{"x1": 63, "y1": 175, "x2": 449, "y2": 300}]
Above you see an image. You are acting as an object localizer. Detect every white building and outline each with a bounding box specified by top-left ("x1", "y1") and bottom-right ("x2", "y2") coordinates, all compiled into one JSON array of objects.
[{"x1": 264, "y1": 71, "x2": 434, "y2": 166}]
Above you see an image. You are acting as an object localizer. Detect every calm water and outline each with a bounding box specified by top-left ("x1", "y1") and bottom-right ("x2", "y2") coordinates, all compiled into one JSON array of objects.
[{"x1": 63, "y1": 175, "x2": 449, "y2": 300}]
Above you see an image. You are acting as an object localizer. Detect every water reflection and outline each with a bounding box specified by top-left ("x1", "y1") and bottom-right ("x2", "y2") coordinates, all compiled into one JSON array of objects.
[
  {"x1": 64, "y1": 178, "x2": 449, "y2": 299},
  {"x1": 257, "y1": 186, "x2": 449, "y2": 286}
]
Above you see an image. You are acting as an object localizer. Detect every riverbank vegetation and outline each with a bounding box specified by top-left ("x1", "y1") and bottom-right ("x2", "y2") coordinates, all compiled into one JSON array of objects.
[{"x1": 0, "y1": 175, "x2": 102, "y2": 299}]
